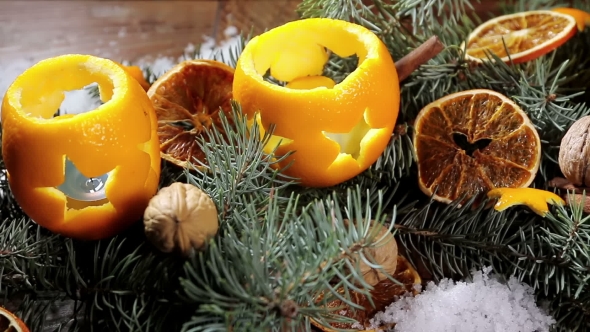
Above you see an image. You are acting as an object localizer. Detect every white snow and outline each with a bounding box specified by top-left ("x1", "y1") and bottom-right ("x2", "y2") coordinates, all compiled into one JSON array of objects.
[{"x1": 367, "y1": 267, "x2": 555, "y2": 332}]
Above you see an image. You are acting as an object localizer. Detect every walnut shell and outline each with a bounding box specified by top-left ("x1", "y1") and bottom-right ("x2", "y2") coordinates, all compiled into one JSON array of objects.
[
  {"x1": 559, "y1": 116, "x2": 590, "y2": 187},
  {"x1": 353, "y1": 222, "x2": 398, "y2": 286},
  {"x1": 143, "y1": 182, "x2": 219, "y2": 256}
]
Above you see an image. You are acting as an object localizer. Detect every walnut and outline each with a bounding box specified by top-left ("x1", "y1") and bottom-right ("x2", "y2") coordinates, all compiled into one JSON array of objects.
[
  {"x1": 559, "y1": 116, "x2": 590, "y2": 187},
  {"x1": 143, "y1": 182, "x2": 219, "y2": 256},
  {"x1": 352, "y1": 222, "x2": 398, "y2": 286}
]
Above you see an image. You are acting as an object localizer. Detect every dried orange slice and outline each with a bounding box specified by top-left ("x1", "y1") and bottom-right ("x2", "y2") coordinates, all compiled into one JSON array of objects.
[
  {"x1": 0, "y1": 307, "x2": 29, "y2": 332},
  {"x1": 311, "y1": 255, "x2": 421, "y2": 332},
  {"x1": 147, "y1": 59, "x2": 234, "y2": 169},
  {"x1": 464, "y1": 10, "x2": 577, "y2": 64},
  {"x1": 413, "y1": 89, "x2": 541, "y2": 205}
]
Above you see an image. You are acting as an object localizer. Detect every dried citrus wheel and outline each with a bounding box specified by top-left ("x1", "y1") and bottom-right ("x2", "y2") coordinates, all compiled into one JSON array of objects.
[
  {"x1": 146, "y1": 59, "x2": 234, "y2": 169},
  {"x1": 464, "y1": 10, "x2": 577, "y2": 64},
  {"x1": 0, "y1": 307, "x2": 29, "y2": 332},
  {"x1": 311, "y1": 255, "x2": 421, "y2": 332},
  {"x1": 413, "y1": 89, "x2": 541, "y2": 205}
]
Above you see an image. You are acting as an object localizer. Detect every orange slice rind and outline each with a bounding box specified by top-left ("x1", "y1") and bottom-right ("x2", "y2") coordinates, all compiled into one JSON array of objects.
[
  {"x1": 487, "y1": 187, "x2": 565, "y2": 217},
  {"x1": 464, "y1": 10, "x2": 578, "y2": 64}
]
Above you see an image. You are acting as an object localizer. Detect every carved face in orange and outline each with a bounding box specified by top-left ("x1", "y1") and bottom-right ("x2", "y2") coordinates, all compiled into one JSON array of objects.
[
  {"x1": 1, "y1": 54, "x2": 161, "y2": 240},
  {"x1": 233, "y1": 18, "x2": 400, "y2": 187}
]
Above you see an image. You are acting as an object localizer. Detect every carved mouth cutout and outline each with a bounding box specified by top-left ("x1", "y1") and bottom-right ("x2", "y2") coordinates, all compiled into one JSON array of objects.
[{"x1": 56, "y1": 157, "x2": 112, "y2": 209}]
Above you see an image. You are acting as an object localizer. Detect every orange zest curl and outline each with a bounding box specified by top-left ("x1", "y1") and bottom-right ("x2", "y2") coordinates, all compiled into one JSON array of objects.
[{"x1": 487, "y1": 187, "x2": 565, "y2": 217}]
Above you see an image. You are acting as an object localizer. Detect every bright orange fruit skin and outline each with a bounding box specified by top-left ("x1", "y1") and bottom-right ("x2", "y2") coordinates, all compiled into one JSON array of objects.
[
  {"x1": 233, "y1": 18, "x2": 400, "y2": 188},
  {"x1": 1, "y1": 54, "x2": 161, "y2": 240},
  {"x1": 118, "y1": 64, "x2": 151, "y2": 91},
  {"x1": 552, "y1": 7, "x2": 590, "y2": 32},
  {"x1": 487, "y1": 187, "x2": 565, "y2": 217}
]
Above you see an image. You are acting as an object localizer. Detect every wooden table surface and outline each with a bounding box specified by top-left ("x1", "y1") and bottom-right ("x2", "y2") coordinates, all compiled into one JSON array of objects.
[
  {"x1": 0, "y1": 0, "x2": 300, "y2": 65},
  {"x1": 0, "y1": 0, "x2": 505, "y2": 66}
]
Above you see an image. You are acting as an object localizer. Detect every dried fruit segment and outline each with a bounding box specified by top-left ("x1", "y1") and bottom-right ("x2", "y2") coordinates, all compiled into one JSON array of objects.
[
  {"x1": 478, "y1": 126, "x2": 540, "y2": 168},
  {"x1": 414, "y1": 89, "x2": 541, "y2": 205},
  {"x1": 454, "y1": 153, "x2": 494, "y2": 201},
  {"x1": 474, "y1": 153, "x2": 534, "y2": 189},
  {"x1": 472, "y1": 102, "x2": 524, "y2": 140},
  {"x1": 464, "y1": 10, "x2": 577, "y2": 64},
  {"x1": 413, "y1": 107, "x2": 454, "y2": 144},
  {"x1": 440, "y1": 94, "x2": 474, "y2": 135},
  {"x1": 469, "y1": 93, "x2": 505, "y2": 135},
  {"x1": 414, "y1": 136, "x2": 458, "y2": 189},
  {"x1": 147, "y1": 60, "x2": 235, "y2": 169}
]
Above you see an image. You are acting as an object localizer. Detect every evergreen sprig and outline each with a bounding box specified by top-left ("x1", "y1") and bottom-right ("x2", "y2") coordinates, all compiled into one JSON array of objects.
[{"x1": 3, "y1": 0, "x2": 590, "y2": 331}]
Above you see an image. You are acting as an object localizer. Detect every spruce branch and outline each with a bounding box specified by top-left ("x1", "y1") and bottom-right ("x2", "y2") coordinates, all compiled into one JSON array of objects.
[
  {"x1": 3, "y1": 0, "x2": 590, "y2": 331},
  {"x1": 393, "y1": 0, "x2": 475, "y2": 34},
  {"x1": 368, "y1": 123, "x2": 415, "y2": 184},
  {"x1": 297, "y1": 0, "x2": 373, "y2": 22},
  {"x1": 394, "y1": 192, "x2": 590, "y2": 330},
  {"x1": 62, "y1": 234, "x2": 189, "y2": 332},
  {"x1": 0, "y1": 218, "x2": 64, "y2": 294},
  {"x1": 174, "y1": 101, "x2": 405, "y2": 331},
  {"x1": 183, "y1": 101, "x2": 296, "y2": 227},
  {"x1": 180, "y1": 185, "x2": 399, "y2": 331}
]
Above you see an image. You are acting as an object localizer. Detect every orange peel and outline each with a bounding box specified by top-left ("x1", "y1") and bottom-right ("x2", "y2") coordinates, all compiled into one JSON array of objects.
[
  {"x1": 552, "y1": 7, "x2": 590, "y2": 32},
  {"x1": 1, "y1": 54, "x2": 161, "y2": 240},
  {"x1": 233, "y1": 18, "x2": 400, "y2": 188},
  {"x1": 117, "y1": 63, "x2": 151, "y2": 91},
  {"x1": 487, "y1": 187, "x2": 565, "y2": 217}
]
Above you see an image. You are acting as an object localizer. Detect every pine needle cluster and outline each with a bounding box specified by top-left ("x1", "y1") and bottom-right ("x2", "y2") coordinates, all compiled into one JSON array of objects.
[{"x1": 2, "y1": 0, "x2": 590, "y2": 331}]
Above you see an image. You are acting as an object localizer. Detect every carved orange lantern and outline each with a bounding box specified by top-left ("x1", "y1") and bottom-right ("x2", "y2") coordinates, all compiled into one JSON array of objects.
[
  {"x1": 1, "y1": 54, "x2": 161, "y2": 240},
  {"x1": 233, "y1": 18, "x2": 400, "y2": 187}
]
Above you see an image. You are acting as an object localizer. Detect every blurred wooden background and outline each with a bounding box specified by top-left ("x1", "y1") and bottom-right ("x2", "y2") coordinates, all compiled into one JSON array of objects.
[{"x1": 0, "y1": 0, "x2": 502, "y2": 65}]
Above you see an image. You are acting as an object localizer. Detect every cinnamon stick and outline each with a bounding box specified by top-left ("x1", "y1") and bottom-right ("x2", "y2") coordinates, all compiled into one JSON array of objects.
[{"x1": 395, "y1": 35, "x2": 445, "y2": 82}]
